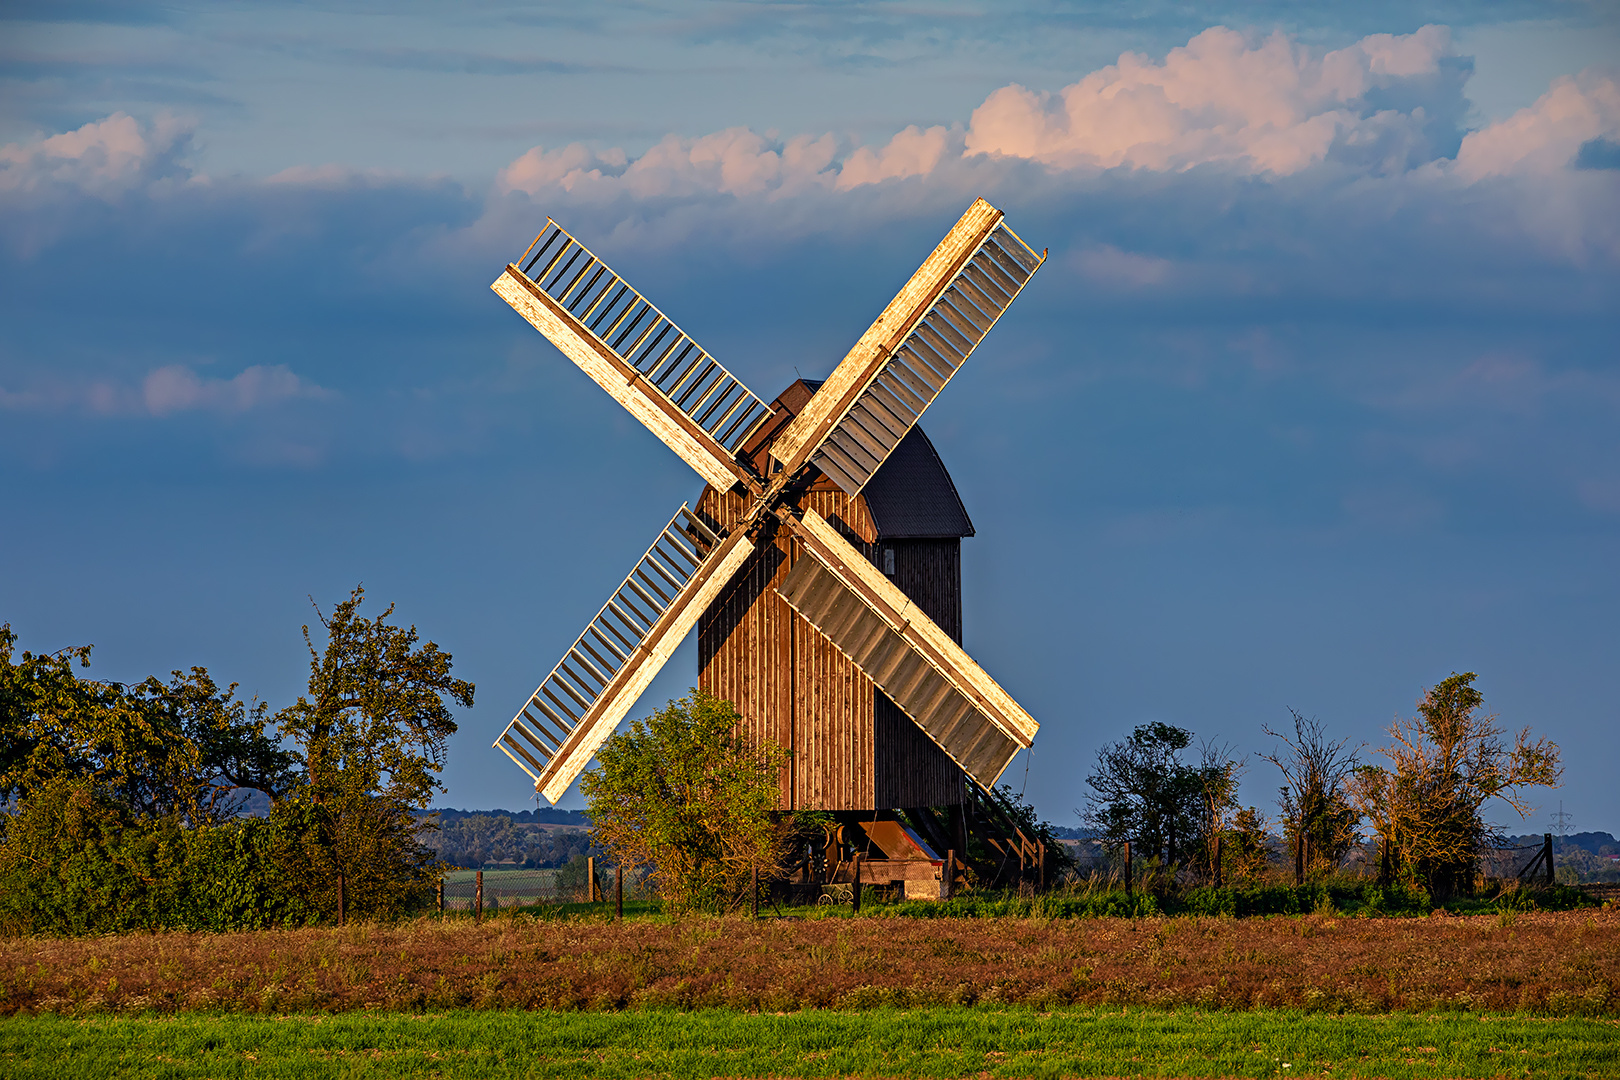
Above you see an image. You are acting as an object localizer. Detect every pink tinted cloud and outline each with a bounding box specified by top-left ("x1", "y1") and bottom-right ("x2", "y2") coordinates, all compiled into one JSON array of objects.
[
  {"x1": 0, "y1": 112, "x2": 195, "y2": 197},
  {"x1": 962, "y1": 25, "x2": 1455, "y2": 175},
  {"x1": 1454, "y1": 69, "x2": 1620, "y2": 179}
]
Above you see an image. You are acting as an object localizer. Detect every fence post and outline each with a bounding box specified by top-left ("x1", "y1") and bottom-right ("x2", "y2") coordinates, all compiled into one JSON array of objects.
[
  {"x1": 437, "y1": 875, "x2": 444, "y2": 918},
  {"x1": 616, "y1": 864, "x2": 624, "y2": 920},
  {"x1": 851, "y1": 853, "x2": 863, "y2": 913},
  {"x1": 1294, "y1": 831, "x2": 1304, "y2": 886},
  {"x1": 475, "y1": 869, "x2": 483, "y2": 922},
  {"x1": 1214, "y1": 835, "x2": 1223, "y2": 889},
  {"x1": 943, "y1": 849, "x2": 955, "y2": 901},
  {"x1": 337, "y1": 872, "x2": 346, "y2": 927},
  {"x1": 1123, "y1": 841, "x2": 1132, "y2": 902},
  {"x1": 1380, "y1": 836, "x2": 1391, "y2": 886},
  {"x1": 587, "y1": 856, "x2": 596, "y2": 903},
  {"x1": 751, "y1": 865, "x2": 759, "y2": 919},
  {"x1": 1544, "y1": 833, "x2": 1554, "y2": 886}
]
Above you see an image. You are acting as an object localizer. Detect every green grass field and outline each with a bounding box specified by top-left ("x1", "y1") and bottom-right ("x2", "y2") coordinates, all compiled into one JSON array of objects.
[{"x1": 3, "y1": 1007, "x2": 1616, "y2": 1078}]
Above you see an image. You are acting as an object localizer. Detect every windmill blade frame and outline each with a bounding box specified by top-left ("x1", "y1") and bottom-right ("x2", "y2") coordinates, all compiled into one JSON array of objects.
[
  {"x1": 769, "y1": 198, "x2": 1046, "y2": 496},
  {"x1": 493, "y1": 219, "x2": 773, "y2": 493},
  {"x1": 496, "y1": 502, "x2": 756, "y2": 803},
  {"x1": 776, "y1": 507, "x2": 1038, "y2": 789}
]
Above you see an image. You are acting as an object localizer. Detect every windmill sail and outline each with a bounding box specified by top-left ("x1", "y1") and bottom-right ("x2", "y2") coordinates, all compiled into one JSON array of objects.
[
  {"x1": 777, "y1": 508, "x2": 1037, "y2": 787},
  {"x1": 496, "y1": 503, "x2": 756, "y2": 803},
  {"x1": 770, "y1": 199, "x2": 1044, "y2": 495},
  {"x1": 493, "y1": 220, "x2": 773, "y2": 492}
]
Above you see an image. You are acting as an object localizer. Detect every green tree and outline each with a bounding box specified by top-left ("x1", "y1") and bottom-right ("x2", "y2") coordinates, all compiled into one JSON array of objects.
[
  {"x1": 1349, "y1": 672, "x2": 1562, "y2": 899},
  {"x1": 582, "y1": 690, "x2": 789, "y2": 914},
  {"x1": 1260, "y1": 709, "x2": 1360, "y2": 876},
  {"x1": 271, "y1": 587, "x2": 474, "y2": 920},
  {"x1": 0, "y1": 625, "x2": 292, "y2": 824},
  {"x1": 1082, "y1": 722, "x2": 1238, "y2": 876},
  {"x1": 1224, "y1": 805, "x2": 1273, "y2": 881}
]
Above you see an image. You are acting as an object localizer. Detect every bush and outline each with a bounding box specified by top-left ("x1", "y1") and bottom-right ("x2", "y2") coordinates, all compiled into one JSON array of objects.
[{"x1": 0, "y1": 778, "x2": 331, "y2": 936}]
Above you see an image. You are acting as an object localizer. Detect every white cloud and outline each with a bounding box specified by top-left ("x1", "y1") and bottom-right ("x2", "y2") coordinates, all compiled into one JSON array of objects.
[
  {"x1": 0, "y1": 112, "x2": 196, "y2": 198},
  {"x1": 495, "y1": 124, "x2": 953, "y2": 201},
  {"x1": 483, "y1": 23, "x2": 1496, "y2": 215},
  {"x1": 1454, "y1": 69, "x2": 1620, "y2": 180},
  {"x1": 142, "y1": 363, "x2": 330, "y2": 416},
  {"x1": 835, "y1": 125, "x2": 953, "y2": 190},
  {"x1": 0, "y1": 364, "x2": 331, "y2": 418},
  {"x1": 962, "y1": 25, "x2": 1460, "y2": 176}
]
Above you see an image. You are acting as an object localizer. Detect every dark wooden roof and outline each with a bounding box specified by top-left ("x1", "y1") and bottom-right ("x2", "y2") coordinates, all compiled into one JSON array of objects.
[
  {"x1": 761, "y1": 380, "x2": 974, "y2": 540},
  {"x1": 862, "y1": 425, "x2": 975, "y2": 539}
]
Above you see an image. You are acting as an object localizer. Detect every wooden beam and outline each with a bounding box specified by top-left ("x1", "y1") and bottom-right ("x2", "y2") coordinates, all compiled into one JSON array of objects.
[
  {"x1": 536, "y1": 528, "x2": 756, "y2": 803},
  {"x1": 789, "y1": 507, "x2": 1038, "y2": 747},
  {"x1": 831, "y1": 858, "x2": 946, "y2": 883},
  {"x1": 768, "y1": 198, "x2": 1002, "y2": 474},
  {"x1": 493, "y1": 266, "x2": 746, "y2": 493}
]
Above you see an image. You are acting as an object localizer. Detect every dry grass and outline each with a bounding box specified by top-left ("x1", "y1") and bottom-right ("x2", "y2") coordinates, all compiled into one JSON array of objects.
[{"x1": 3, "y1": 908, "x2": 1616, "y2": 1016}]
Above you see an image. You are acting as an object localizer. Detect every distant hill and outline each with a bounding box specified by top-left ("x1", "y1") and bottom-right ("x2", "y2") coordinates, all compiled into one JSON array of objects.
[{"x1": 426, "y1": 807, "x2": 590, "y2": 827}]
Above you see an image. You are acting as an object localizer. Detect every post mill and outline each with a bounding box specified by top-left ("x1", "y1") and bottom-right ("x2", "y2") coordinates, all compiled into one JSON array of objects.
[{"x1": 491, "y1": 198, "x2": 1054, "y2": 896}]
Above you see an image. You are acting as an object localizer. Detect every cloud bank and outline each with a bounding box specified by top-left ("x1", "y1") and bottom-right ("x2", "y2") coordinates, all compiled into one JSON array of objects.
[
  {"x1": 1, "y1": 23, "x2": 1615, "y2": 511},
  {"x1": 482, "y1": 24, "x2": 1618, "y2": 207}
]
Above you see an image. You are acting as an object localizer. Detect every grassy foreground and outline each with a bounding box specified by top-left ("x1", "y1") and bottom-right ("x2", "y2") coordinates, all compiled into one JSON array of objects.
[
  {"x1": 3, "y1": 1007, "x2": 1617, "y2": 1078},
  {"x1": 7, "y1": 910, "x2": 1616, "y2": 1015}
]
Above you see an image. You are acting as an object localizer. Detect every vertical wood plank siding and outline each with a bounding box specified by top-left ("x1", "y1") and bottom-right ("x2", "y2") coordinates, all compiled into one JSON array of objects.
[{"x1": 697, "y1": 484, "x2": 966, "y2": 811}]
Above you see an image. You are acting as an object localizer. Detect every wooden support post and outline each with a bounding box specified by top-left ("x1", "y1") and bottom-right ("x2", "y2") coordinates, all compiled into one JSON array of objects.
[
  {"x1": 751, "y1": 865, "x2": 759, "y2": 919},
  {"x1": 1380, "y1": 836, "x2": 1391, "y2": 886},
  {"x1": 475, "y1": 869, "x2": 483, "y2": 922},
  {"x1": 943, "y1": 849, "x2": 955, "y2": 901},
  {"x1": 337, "y1": 871, "x2": 346, "y2": 927},
  {"x1": 1123, "y1": 841, "x2": 1132, "y2": 902},
  {"x1": 1544, "y1": 834, "x2": 1554, "y2": 886},
  {"x1": 1294, "y1": 831, "x2": 1304, "y2": 886},
  {"x1": 437, "y1": 876, "x2": 444, "y2": 917},
  {"x1": 851, "y1": 854, "x2": 863, "y2": 913},
  {"x1": 616, "y1": 864, "x2": 624, "y2": 920},
  {"x1": 1214, "y1": 835, "x2": 1223, "y2": 889},
  {"x1": 587, "y1": 856, "x2": 596, "y2": 903}
]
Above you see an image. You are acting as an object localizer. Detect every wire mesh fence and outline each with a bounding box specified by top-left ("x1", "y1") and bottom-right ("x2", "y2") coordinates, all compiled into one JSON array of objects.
[
  {"x1": 440, "y1": 868, "x2": 600, "y2": 911},
  {"x1": 1480, "y1": 842, "x2": 1548, "y2": 882}
]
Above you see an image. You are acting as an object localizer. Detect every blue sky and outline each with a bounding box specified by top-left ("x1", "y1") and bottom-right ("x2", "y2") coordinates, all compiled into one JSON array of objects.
[{"x1": 3, "y1": 1, "x2": 1617, "y2": 835}]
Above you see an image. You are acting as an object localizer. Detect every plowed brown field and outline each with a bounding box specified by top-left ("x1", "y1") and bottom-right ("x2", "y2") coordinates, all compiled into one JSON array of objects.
[{"x1": 4, "y1": 909, "x2": 1616, "y2": 1016}]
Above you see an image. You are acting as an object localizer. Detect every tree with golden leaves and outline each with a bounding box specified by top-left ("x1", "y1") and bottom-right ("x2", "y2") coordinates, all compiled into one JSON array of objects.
[{"x1": 1349, "y1": 672, "x2": 1561, "y2": 899}]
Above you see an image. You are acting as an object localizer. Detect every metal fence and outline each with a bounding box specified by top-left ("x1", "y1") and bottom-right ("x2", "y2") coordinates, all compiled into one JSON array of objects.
[{"x1": 441, "y1": 869, "x2": 585, "y2": 911}]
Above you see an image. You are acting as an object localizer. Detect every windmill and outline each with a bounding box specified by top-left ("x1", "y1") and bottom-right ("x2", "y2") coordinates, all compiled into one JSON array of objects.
[{"x1": 491, "y1": 198, "x2": 1051, "y2": 888}]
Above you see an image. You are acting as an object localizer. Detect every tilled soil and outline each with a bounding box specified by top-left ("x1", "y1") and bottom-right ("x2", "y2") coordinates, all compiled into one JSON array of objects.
[{"x1": 3, "y1": 909, "x2": 1616, "y2": 1015}]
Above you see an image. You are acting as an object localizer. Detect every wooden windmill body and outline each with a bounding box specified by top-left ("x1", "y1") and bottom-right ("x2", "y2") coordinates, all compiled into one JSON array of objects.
[
  {"x1": 699, "y1": 378, "x2": 973, "y2": 812},
  {"x1": 488, "y1": 197, "x2": 1051, "y2": 883}
]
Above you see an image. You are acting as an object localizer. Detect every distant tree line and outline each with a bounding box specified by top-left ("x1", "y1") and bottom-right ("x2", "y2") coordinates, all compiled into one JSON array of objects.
[
  {"x1": 419, "y1": 812, "x2": 595, "y2": 870},
  {"x1": 0, "y1": 588, "x2": 473, "y2": 936},
  {"x1": 1080, "y1": 672, "x2": 1563, "y2": 900}
]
